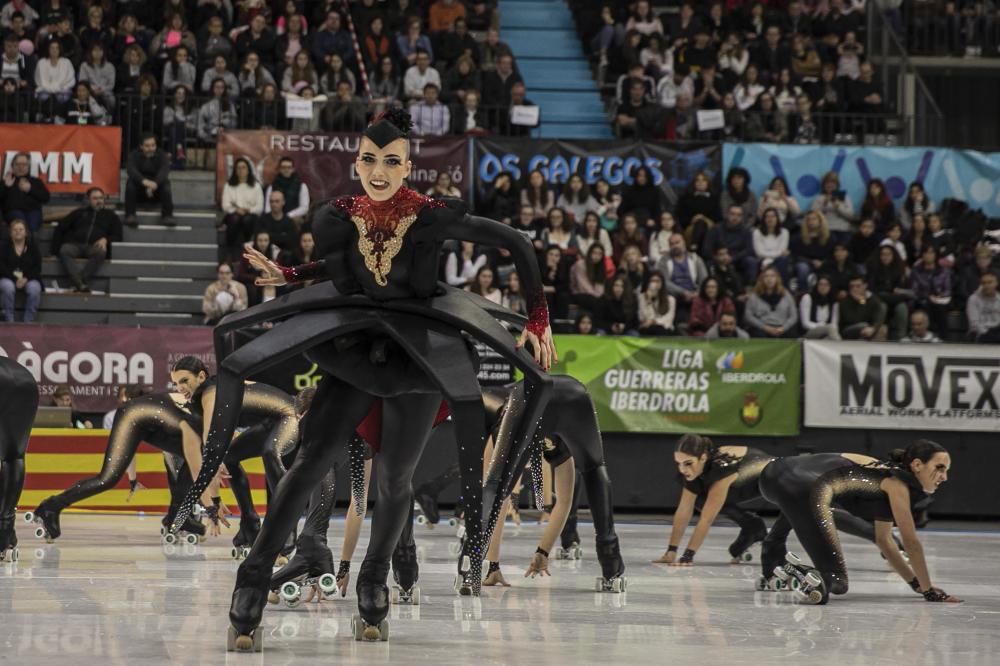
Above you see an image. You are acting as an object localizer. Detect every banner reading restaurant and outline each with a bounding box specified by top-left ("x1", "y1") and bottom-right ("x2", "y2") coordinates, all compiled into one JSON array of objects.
[
  {"x1": 804, "y1": 340, "x2": 1000, "y2": 432},
  {"x1": 550, "y1": 335, "x2": 800, "y2": 436}
]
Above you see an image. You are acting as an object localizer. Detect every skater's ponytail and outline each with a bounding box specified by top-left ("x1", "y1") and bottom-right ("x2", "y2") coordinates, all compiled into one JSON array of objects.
[
  {"x1": 676, "y1": 434, "x2": 716, "y2": 459},
  {"x1": 888, "y1": 439, "x2": 948, "y2": 467},
  {"x1": 172, "y1": 356, "x2": 210, "y2": 378}
]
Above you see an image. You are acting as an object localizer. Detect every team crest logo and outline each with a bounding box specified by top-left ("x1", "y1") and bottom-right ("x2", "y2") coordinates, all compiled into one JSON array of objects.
[{"x1": 740, "y1": 392, "x2": 762, "y2": 427}]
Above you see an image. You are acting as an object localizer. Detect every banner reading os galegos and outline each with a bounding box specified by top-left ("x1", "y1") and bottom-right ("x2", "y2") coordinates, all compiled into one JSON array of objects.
[{"x1": 550, "y1": 335, "x2": 800, "y2": 436}]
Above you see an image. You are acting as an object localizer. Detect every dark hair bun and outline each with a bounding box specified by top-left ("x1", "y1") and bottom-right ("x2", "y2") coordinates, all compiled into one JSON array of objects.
[{"x1": 379, "y1": 108, "x2": 413, "y2": 136}]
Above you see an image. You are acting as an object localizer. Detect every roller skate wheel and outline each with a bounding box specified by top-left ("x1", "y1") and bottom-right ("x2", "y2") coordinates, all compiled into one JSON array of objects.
[
  {"x1": 755, "y1": 576, "x2": 769, "y2": 591},
  {"x1": 773, "y1": 566, "x2": 789, "y2": 582},
  {"x1": 162, "y1": 543, "x2": 177, "y2": 556},
  {"x1": 740, "y1": 552, "x2": 754, "y2": 562},
  {"x1": 807, "y1": 589, "x2": 824, "y2": 604},
  {"x1": 786, "y1": 552, "x2": 805, "y2": 566},
  {"x1": 163, "y1": 532, "x2": 176, "y2": 545},
  {"x1": 23, "y1": 512, "x2": 33, "y2": 523},
  {"x1": 416, "y1": 515, "x2": 427, "y2": 525},
  {"x1": 456, "y1": 526, "x2": 466, "y2": 540},
  {"x1": 390, "y1": 586, "x2": 400, "y2": 604},
  {"x1": 184, "y1": 533, "x2": 198, "y2": 546},
  {"x1": 448, "y1": 517, "x2": 459, "y2": 528},
  {"x1": 159, "y1": 525, "x2": 167, "y2": 536},
  {"x1": 227, "y1": 626, "x2": 262, "y2": 653},
  {"x1": 231, "y1": 547, "x2": 239, "y2": 559},
  {"x1": 804, "y1": 572, "x2": 823, "y2": 588},
  {"x1": 34, "y1": 548, "x2": 45, "y2": 559},
  {"x1": 460, "y1": 555, "x2": 471, "y2": 574},
  {"x1": 572, "y1": 546, "x2": 583, "y2": 560},
  {"x1": 34, "y1": 527, "x2": 45, "y2": 539},
  {"x1": 318, "y1": 573, "x2": 337, "y2": 595},
  {"x1": 411, "y1": 586, "x2": 420, "y2": 605},
  {"x1": 280, "y1": 581, "x2": 301, "y2": 603},
  {"x1": 594, "y1": 577, "x2": 604, "y2": 592},
  {"x1": 554, "y1": 547, "x2": 567, "y2": 560}
]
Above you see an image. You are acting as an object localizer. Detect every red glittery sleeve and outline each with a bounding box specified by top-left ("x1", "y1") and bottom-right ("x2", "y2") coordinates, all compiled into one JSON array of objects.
[
  {"x1": 526, "y1": 298, "x2": 550, "y2": 338},
  {"x1": 279, "y1": 261, "x2": 327, "y2": 284}
]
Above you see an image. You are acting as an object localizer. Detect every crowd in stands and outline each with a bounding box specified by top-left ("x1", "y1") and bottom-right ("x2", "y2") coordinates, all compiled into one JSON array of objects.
[
  {"x1": 568, "y1": 0, "x2": 894, "y2": 143},
  {"x1": 0, "y1": 0, "x2": 539, "y2": 165}
]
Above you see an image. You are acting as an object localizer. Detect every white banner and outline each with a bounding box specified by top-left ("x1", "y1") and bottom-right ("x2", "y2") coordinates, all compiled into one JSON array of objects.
[{"x1": 804, "y1": 340, "x2": 1000, "y2": 431}]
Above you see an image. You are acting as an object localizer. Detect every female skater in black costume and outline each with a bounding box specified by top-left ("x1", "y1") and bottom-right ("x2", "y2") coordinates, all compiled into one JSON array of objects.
[
  {"x1": 758, "y1": 440, "x2": 961, "y2": 604},
  {"x1": 0, "y1": 357, "x2": 39, "y2": 561},
  {"x1": 171, "y1": 109, "x2": 555, "y2": 650}
]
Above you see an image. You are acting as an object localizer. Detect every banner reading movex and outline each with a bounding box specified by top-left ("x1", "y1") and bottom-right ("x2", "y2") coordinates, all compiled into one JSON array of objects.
[
  {"x1": 804, "y1": 340, "x2": 1000, "y2": 431},
  {"x1": 551, "y1": 335, "x2": 800, "y2": 435}
]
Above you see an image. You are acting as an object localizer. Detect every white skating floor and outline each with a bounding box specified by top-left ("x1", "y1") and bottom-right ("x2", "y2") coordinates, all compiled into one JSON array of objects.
[{"x1": 1, "y1": 512, "x2": 998, "y2": 665}]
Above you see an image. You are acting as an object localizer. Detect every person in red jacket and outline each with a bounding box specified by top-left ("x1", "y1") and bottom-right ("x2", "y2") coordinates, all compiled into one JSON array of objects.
[{"x1": 688, "y1": 276, "x2": 735, "y2": 336}]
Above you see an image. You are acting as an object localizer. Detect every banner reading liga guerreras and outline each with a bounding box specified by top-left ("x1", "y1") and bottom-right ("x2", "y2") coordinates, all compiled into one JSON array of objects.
[
  {"x1": 804, "y1": 340, "x2": 1000, "y2": 431},
  {"x1": 552, "y1": 336, "x2": 800, "y2": 435},
  {"x1": 0, "y1": 123, "x2": 122, "y2": 194}
]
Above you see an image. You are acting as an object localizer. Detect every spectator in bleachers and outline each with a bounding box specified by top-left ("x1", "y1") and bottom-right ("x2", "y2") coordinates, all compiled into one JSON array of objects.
[
  {"x1": 540, "y1": 207, "x2": 576, "y2": 252},
  {"x1": 688, "y1": 275, "x2": 735, "y2": 336},
  {"x1": 900, "y1": 182, "x2": 935, "y2": 231},
  {"x1": 282, "y1": 50, "x2": 318, "y2": 94},
  {"x1": 398, "y1": 17, "x2": 434, "y2": 67},
  {"x1": 238, "y1": 51, "x2": 276, "y2": 97},
  {"x1": 409, "y1": 82, "x2": 450, "y2": 136},
  {"x1": 265, "y1": 157, "x2": 310, "y2": 225},
  {"x1": 124, "y1": 133, "x2": 173, "y2": 227},
  {"x1": 926, "y1": 213, "x2": 956, "y2": 263},
  {"x1": 883, "y1": 220, "x2": 908, "y2": 262},
  {"x1": 479, "y1": 27, "x2": 512, "y2": 73},
  {"x1": 901, "y1": 309, "x2": 942, "y2": 343},
  {"x1": 556, "y1": 174, "x2": 599, "y2": 226},
  {"x1": 520, "y1": 169, "x2": 554, "y2": 220},
  {"x1": 149, "y1": 14, "x2": 195, "y2": 72},
  {"x1": 788, "y1": 93, "x2": 819, "y2": 144},
  {"x1": 466, "y1": 265, "x2": 502, "y2": 304},
  {"x1": 811, "y1": 170, "x2": 855, "y2": 242},
  {"x1": 34, "y1": 39, "x2": 74, "y2": 119},
  {"x1": 363, "y1": 16, "x2": 392, "y2": 69},
  {"x1": 792, "y1": 210, "x2": 834, "y2": 289},
  {"x1": 237, "y1": 229, "x2": 280, "y2": 305},
  {"x1": 429, "y1": 0, "x2": 465, "y2": 34},
  {"x1": 196, "y1": 77, "x2": 236, "y2": 143},
  {"x1": 121, "y1": 73, "x2": 161, "y2": 151},
  {"x1": 52, "y1": 384, "x2": 92, "y2": 428},
  {"x1": 656, "y1": 65, "x2": 694, "y2": 110},
  {"x1": 78, "y1": 44, "x2": 114, "y2": 110},
  {"x1": 860, "y1": 177, "x2": 896, "y2": 232},
  {"x1": 41, "y1": 15, "x2": 80, "y2": 68},
  {"x1": 370, "y1": 55, "x2": 401, "y2": 114},
  {"x1": 320, "y1": 51, "x2": 357, "y2": 96},
  {"x1": 439, "y1": 17, "x2": 479, "y2": 68},
  {"x1": 637, "y1": 271, "x2": 676, "y2": 335},
  {"x1": 276, "y1": 1, "x2": 308, "y2": 35},
  {"x1": 115, "y1": 44, "x2": 147, "y2": 95},
  {"x1": 718, "y1": 32, "x2": 749, "y2": 84},
  {"x1": 640, "y1": 33, "x2": 673, "y2": 80},
  {"x1": 312, "y1": 10, "x2": 353, "y2": 67},
  {"x1": 450, "y1": 88, "x2": 489, "y2": 134},
  {"x1": 821, "y1": 242, "x2": 854, "y2": 301},
  {"x1": 593, "y1": 178, "x2": 620, "y2": 231},
  {"x1": 275, "y1": 14, "x2": 309, "y2": 68},
  {"x1": 746, "y1": 91, "x2": 786, "y2": 142},
  {"x1": 611, "y1": 212, "x2": 647, "y2": 262},
  {"x1": 403, "y1": 48, "x2": 440, "y2": 103},
  {"x1": 706, "y1": 310, "x2": 749, "y2": 339},
  {"x1": 958, "y1": 245, "x2": 995, "y2": 304},
  {"x1": 754, "y1": 208, "x2": 792, "y2": 281},
  {"x1": 675, "y1": 170, "x2": 718, "y2": 238},
  {"x1": 1, "y1": 152, "x2": 49, "y2": 233},
  {"x1": 704, "y1": 204, "x2": 756, "y2": 282},
  {"x1": 201, "y1": 262, "x2": 248, "y2": 325},
  {"x1": 53, "y1": 187, "x2": 120, "y2": 293},
  {"x1": 709, "y1": 245, "x2": 747, "y2": 307},
  {"x1": 848, "y1": 61, "x2": 885, "y2": 117},
  {"x1": 162, "y1": 45, "x2": 195, "y2": 94},
  {"x1": 839, "y1": 274, "x2": 887, "y2": 340},
  {"x1": 442, "y1": 54, "x2": 479, "y2": 104},
  {"x1": 235, "y1": 14, "x2": 276, "y2": 70},
  {"x1": 648, "y1": 211, "x2": 677, "y2": 265},
  {"x1": 599, "y1": 274, "x2": 637, "y2": 335},
  {"x1": 909, "y1": 244, "x2": 952, "y2": 335},
  {"x1": 445, "y1": 240, "x2": 486, "y2": 288},
  {"x1": 676, "y1": 26, "x2": 716, "y2": 72},
  {"x1": 751, "y1": 25, "x2": 790, "y2": 81},
  {"x1": 615, "y1": 78, "x2": 656, "y2": 138},
  {"x1": 57, "y1": 80, "x2": 107, "y2": 125},
  {"x1": 733, "y1": 63, "x2": 764, "y2": 111},
  {"x1": 693, "y1": 63, "x2": 724, "y2": 109},
  {"x1": 0, "y1": 218, "x2": 42, "y2": 322},
  {"x1": 799, "y1": 274, "x2": 841, "y2": 339},
  {"x1": 835, "y1": 30, "x2": 863, "y2": 80},
  {"x1": 867, "y1": 241, "x2": 911, "y2": 339},
  {"x1": 819, "y1": 0, "x2": 865, "y2": 41},
  {"x1": 481, "y1": 52, "x2": 521, "y2": 108},
  {"x1": 1, "y1": 34, "x2": 31, "y2": 91},
  {"x1": 769, "y1": 68, "x2": 803, "y2": 114},
  {"x1": 616, "y1": 63, "x2": 655, "y2": 105},
  {"x1": 849, "y1": 217, "x2": 879, "y2": 267},
  {"x1": 255, "y1": 190, "x2": 297, "y2": 253},
  {"x1": 570, "y1": 242, "x2": 608, "y2": 314},
  {"x1": 479, "y1": 171, "x2": 518, "y2": 222},
  {"x1": 1, "y1": 2, "x2": 39, "y2": 31},
  {"x1": 36, "y1": 2, "x2": 70, "y2": 32},
  {"x1": 656, "y1": 232, "x2": 707, "y2": 316},
  {"x1": 745, "y1": 265, "x2": 798, "y2": 338},
  {"x1": 502, "y1": 270, "x2": 527, "y2": 316},
  {"x1": 619, "y1": 243, "x2": 649, "y2": 291},
  {"x1": 626, "y1": 0, "x2": 663, "y2": 37},
  {"x1": 79, "y1": 5, "x2": 111, "y2": 53},
  {"x1": 790, "y1": 34, "x2": 821, "y2": 82},
  {"x1": 811, "y1": 62, "x2": 847, "y2": 130},
  {"x1": 513, "y1": 204, "x2": 543, "y2": 250},
  {"x1": 542, "y1": 244, "x2": 571, "y2": 319},
  {"x1": 220, "y1": 157, "x2": 264, "y2": 263},
  {"x1": 503, "y1": 81, "x2": 536, "y2": 137},
  {"x1": 254, "y1": 83, "x2": 289, "y2": 129},
  {"x1": 198, "y1": 15, "x2": 233, "y2": 70},
  {"x1": 201, "y1": 54, "x2": 239, "y2": 98},
  {"x1": 163, "y1": 86, "x2": 195, "y2": 165},
  {"x1": 110, "y1": 14, "x2": 148, "y2": 63},
  {"x1": 757, "y1": 176, "x2": 801, "y2": 227},
  {"x1": 426, "y1": 171, "x2": 461, "y2": 199},
  {"x1": 720, "y1": 167, "x2": 756, "y2": 229},
  {"x1": 290, "y1": 229, "x2": 316, "y2": 266},
  {"x1": 0, "y1": 77, "x2": 24, "y2": 122}
]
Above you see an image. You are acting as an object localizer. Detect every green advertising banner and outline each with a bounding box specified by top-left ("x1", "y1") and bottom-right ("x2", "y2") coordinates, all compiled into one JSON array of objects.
[{"x1": 550, "y1": 336, "x2": 801, "y2": 436}]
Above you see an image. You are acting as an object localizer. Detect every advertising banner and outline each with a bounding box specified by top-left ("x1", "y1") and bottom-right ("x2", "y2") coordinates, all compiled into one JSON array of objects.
[
  {"x1": 21, "y1": 429, "x2": 267, "y2": 513},
  {"x1": 474, "y1": 138, "x2": 721, "y2": 208},
  {"x1": 804, "y1": 340, "x2": 1000, "y2": 431},
  {"x1": 216, "y1": 130, "x2": 469, "y2": 203},
  {"x1": 0, "y1": 123, "x2": 122, "y2": 194},
  {"x1": 725, "y1": 143, "x2": 1000, "y2": 219},
  {"x1": 0, "y1": 325, "x2": 214, "y2": 412},
  {"x1": 551, "y1": 335, "x2": 800, "y2": 435}
]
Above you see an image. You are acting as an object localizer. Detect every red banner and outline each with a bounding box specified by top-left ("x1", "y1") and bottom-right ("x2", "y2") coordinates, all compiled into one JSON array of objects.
[
  {"x1": 22, "y1": 429, "x2": 266, "y2": 514},
  {"x1": 0, "y1": 325, "x2": 214, "y2": 412},
  {"x1": 0, "y1": 123, "x2": 123, "y2": 194},
  {"x1": 215, "y1": 130, "x2": 469, "y2": 203}
]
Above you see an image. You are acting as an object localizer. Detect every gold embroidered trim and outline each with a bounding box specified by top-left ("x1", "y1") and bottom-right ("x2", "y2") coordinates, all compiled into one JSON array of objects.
[{"x1": 351, "y1": 213, "x2": 417, "y2": 286}]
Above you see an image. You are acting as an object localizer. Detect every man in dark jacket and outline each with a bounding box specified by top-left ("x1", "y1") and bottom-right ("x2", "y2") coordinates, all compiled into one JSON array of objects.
[
  {"x1": 839, "y1": 274, "x2": 887, "y2": 340},
  {"x1": 254, "y1": 190, "x2": 297, "y2": 254},
  {"x1": 0, "y1": 218, "x2": 43, "y2": 321},
  {"x1": 54, "y1": 187, "x2": 122, "y2": 292},
  {"x1": 124, "y1": 133, "x2": 174, "y2": 226},
  {"x1": 1, "y1": 152, "x2": 50, "y2": 233},
  {"x1": 703, "y1": 205, "x2": 757, "y2": 283}
]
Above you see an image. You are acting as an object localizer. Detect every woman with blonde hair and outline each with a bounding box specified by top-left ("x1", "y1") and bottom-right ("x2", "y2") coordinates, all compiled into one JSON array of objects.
[
  {"x1": 744, "y1": 266, "x2": 798, "y2": 338},
  {"x1": 792, "y1": 209, "x2": 834, "y2": 290},
  {"x1": 810, "y1": 171, "x2": 855, "y2": 241}
]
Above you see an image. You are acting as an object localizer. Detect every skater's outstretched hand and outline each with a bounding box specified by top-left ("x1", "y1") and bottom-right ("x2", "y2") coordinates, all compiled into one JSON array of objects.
[
  {"x1": 524, "y1": 553, "x2": 550, "y2": 578},
  {"x1": 518, "y1": 325, "x2": 557, "y2": 372},
  {"x1": 244, "y1": 247, "x2": 287, "y2": 286},
  {"x1": 336, "y1": 572, "x2": 350, "y2": 597},
  {"x1": 923, "y1": 587, "x2": 963, "y2": 603},
  {"x1": 668, "y1": 548, "x2": 696, "y2": 567},
  {"x1": 652, "y1": 550, "x2": 677, "y2": 564}
]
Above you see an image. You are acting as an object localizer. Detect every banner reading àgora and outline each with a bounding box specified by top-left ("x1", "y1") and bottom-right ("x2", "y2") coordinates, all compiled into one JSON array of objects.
[
  {"x1": 804, "y1": 340, "x2": 1000, "y2": 432},
  {"x1": 0, "y1": 325, "x2": 214, "y2": 412},
  {"x1": 216, "y1": 130, "x2": 468, "y2": 203},
  {"x1": 474, "y1": 138, "x2": 721, "y2": 209},
  {"x1": 0, "y1": 123, "x2": 122, "y2": 194},
  {"x1": 551, "y1": 335, "x2": 800, "y2": 435}
]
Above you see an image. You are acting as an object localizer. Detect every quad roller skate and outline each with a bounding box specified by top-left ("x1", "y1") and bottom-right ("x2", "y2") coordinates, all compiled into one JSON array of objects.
[
  {"x1": 353, "y1": 559, "x2": 391, "y2": 641},
  {"x1": 276, "y1": 574, "x2": 338, "y2": 608},
  {"x1": 30, "y1": 500, "x2": 62, "y2": 542},
  {"x1": 227, "y1": 563, "x2": 271, "y2": 652},
  {"x1": 594, "y1": 537, "x2": 627, "y2": 593},
  {"x1": 772, "y1": 552, "x2": 828, "y2": 605},
  {"x1": 269, "y1": 535, "x2": 337, "y2": 607},
  {"x1": 231, "y1": 515, "x2": 261, "y2": 560},
  {"x1": 390, "y1": 543, "x2": 420, "y2": 605},
  {"x1": 413, "y1": 491, "x2": 440, "y2": 527},
  {"x1": 0, "y1": 514, "x2": 18, "y2": 563},
  {"x1": 755, "y1": 575, "x2": 789, "y2": 591},
  {"x1": 160, "y1": 515, "x2": 204, "y2": 546},
  {"x1": 555, "y1": 530, "x2": 583, "y2": 560},
  {"x1": 729, "y1": 525, "x2": 767, "y2": 564}
]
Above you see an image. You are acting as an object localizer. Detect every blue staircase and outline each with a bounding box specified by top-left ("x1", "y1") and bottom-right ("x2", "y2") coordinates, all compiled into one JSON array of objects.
[{"x1": 499, "y1": 0, "x2": 613, "y2": 139}]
